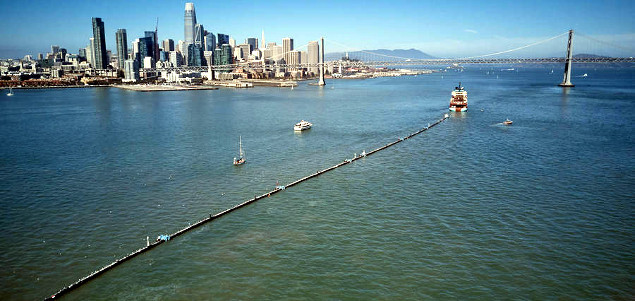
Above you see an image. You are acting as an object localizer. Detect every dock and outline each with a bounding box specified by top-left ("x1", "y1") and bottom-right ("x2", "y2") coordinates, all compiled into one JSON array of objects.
[{"x1": 44, "y1": 114, "x2": 448, "y2": 300}]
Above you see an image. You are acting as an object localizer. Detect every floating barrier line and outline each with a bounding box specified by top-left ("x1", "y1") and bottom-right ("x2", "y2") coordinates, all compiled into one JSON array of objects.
[{"x1": 44, "y1": 114, "x2": 448, "y2": 300}]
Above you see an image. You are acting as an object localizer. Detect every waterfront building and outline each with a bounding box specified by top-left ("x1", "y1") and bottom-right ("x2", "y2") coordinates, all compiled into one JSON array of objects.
[
  {"x1": 184, "y1": 3, "x2": 196, "y2": 45},
  {"x1": 282, "y1": 37, "x2": 293, "y2": 64},
  {"x1": 163, "y1": 39, "x2": 175, "y2": 52},
  {"x1": 213, "y1": 44, "x2": 233, "y2": 72},
  {"x1": 115, "y1": 29, "x2": 128, "y2": 70},
  {"x1": 307, "y1": 41, "x2": 319, "y2": 75},
  {"x1": 169, "y1": 51, "x2": 182, "y2": 67},
  {"x1": 204, "y1": 33, "x2": 216, "y2": 51},
  {"x1": 143, "y1": 56, "x2": 155, "y2": 69},
  {"x1": 246, "y1": 38, "x2": 258, "y2": 53},
  {"x1": 194, "y1": 24, "x2": 204, "y2": 48},
  {"x1": 124, "y1": 59, "x2": 139, "y2": 82},
  {"x1": 289, "y1": 50, "x2": 300, "y2": 71},
  {"x1": 187, "y1": 44, "x2": 203, "y2": 66},
  {"x1": 91, "y1": 17, "x2": 108, "y2": 69},
  {"x1": 217, "y1": 33, "x2": 229, "y2": 46}
]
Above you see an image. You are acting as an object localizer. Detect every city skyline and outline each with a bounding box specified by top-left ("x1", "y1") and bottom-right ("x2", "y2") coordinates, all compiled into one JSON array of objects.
[{"x1": 0, "y1": 0, "x2": 634, "y2": 59}]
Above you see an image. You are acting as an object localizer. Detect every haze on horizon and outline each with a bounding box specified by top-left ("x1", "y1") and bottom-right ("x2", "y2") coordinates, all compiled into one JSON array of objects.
[{"x1": 0, "y1": 0, "x2": 633, "y2": 59}]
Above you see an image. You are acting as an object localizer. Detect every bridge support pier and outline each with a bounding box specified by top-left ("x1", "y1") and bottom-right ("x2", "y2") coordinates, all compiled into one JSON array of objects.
[
  {"x1": 559, "y1": 29, "x2": 575, "y2": 87},
  {"x1": 318, "y1": 37, "x2": 326, "y2": 86}
]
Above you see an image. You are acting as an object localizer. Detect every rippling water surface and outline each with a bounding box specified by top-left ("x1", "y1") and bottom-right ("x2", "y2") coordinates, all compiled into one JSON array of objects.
[{"x1": 1, "y1": 67, "x2": 633, "y2": 300}]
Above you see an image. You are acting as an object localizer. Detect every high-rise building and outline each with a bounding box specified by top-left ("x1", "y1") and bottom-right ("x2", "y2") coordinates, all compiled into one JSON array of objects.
[
  {"x1": 204, "y1": 33, "x2": 216, "y2": 51},
  {"x1": 217, "y1": 33, "x2": 229, "y2": 46},
  {"x1": 91, "y1": 17, "x2": 108, "y2": 69},
  {"x1": 229, "y1": 37, "x2": 236, "y2": 48},
  {"x1": 144, "y1": 31, "x2": 157, "y2": 62},
  {"x1": 115, "y1": 29, "x2": 128, "y2": 70},
  {"x1": 51, "y1": 45, "x2": 60, "y2": 54},
  {"x1": 246, "y1": 38, "x2": 258, "y2": 53},
  {"x1": 272, "y1": 45, "x2": 283, "y2": 62},
  {"x1": 124, "y1": 59, "x2": 140, "y2": 82},
  {"x1": 237, "y1": 44, "x2": 250, "y2": 61},
  {"x1": 187, "y1": 44, "x2": 203, "y2": 66},
  {"x1": 137, "y1": 37, "x2": 154, "y2": 68},
  {"x1": 282, "y1": 37, "x2": 293, "y2": 64},
  {"x1": 38, "y1": 53, "x2": 44, "y2": 60},
  {"x1": 184, "y1": 3, "x2": 196, "y2": 45},
  {"x1": 194, "y1": 24, "x2": 204, "y2": 48},
  {"x1": 213, "y1": 44, "x2": 233, "y2": 72},
  {"x1": 261, "y1": 29, "x2": 265, "y2": 49},
  {"x1": 289, "y1": 50, "x2": 300, "y2": 70},
  {"x1": 169, "y1": 51, "x2": 182, "y2": 67},
  {"x1": 307, "y1": 41, "x2": 319, "y2": 75},
  {"x1": 88, "y1": 38, "x2": 96, "y2": 67},
  {"x1": 163, "y1": 39, "x2": 175, "y2": 52}
]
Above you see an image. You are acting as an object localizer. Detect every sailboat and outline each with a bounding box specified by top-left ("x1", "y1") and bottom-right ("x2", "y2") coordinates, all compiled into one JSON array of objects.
[
  {"x1": 233, "y1": 136, "x2": 245, "y2": 165},
  {"x1": 6, "y1": 87, "x2": 14, "y2": 96}
]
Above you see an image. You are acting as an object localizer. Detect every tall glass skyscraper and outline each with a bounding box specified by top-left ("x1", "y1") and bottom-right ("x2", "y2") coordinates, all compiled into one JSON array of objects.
[
  {"x1": 92, "y1": 17, "x2": 108, "y2": 69},
  {"x1": 115, "y1": 29, "x2": 128, "y2": 70},
  {"x1": 184, "y1": 3, "x2": 196, "y2": 45},
  {"x1": 194, "y1": 24, "x2": 205, "y2": 48}
]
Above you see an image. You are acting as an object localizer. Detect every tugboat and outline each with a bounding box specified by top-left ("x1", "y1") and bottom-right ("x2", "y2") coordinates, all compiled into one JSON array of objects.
[
  {"x1": 449, "y1": 83, "x2": 467, "y2": 112},
  {"x1": 233, "y1": 136, "x2": 246, "y2": 165}
]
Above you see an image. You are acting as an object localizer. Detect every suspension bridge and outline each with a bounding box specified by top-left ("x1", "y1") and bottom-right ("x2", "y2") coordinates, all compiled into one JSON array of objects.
[{"x1": 150, "y1": 30, "x2": 634, "y2": 88}]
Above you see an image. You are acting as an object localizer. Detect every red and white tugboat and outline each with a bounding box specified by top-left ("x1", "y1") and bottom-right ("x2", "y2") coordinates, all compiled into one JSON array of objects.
[{"x1": 449, "y1": 82, "x2": 467, "y2": 112}]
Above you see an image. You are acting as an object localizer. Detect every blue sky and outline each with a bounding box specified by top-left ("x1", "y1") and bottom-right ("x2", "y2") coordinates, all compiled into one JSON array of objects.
[{"x1": 0, "y1": 0, "x2": 633, "y2": 59}]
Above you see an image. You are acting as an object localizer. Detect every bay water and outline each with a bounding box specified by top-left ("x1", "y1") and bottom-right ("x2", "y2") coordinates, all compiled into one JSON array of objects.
[{"x1": 1, "y1": 66, "x2": 633, "y2": 300}]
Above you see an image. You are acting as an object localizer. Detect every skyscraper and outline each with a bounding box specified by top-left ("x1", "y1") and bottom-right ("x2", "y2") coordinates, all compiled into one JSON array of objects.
[
  {"x1": 91, "y1": 17, "x2": 108, "y2": 69},
  {"x1": 307, "y1": 41, "x2": 319, "y2": 75},
  {"x1": 194, "y1": 24, "x2": 205, "y2": 48},
  {"x1": 204, "y1": 33, "x2": 216, "y2": 51},
  {"x1": 163, "y1": 39, "x2": 175, "y2": 52},
  {"x1": 187, "y1": 44, "x2": 203, "y2": 66},
  {"x1": 88, "y1": 38, "x2": 96, "y2": 67},
  {"x1": 282, "y1": 37, "x2": 293, "y2": 64},
  {"x1": 184, "y1": 3, "x2": 196, "y2": 45},
  {"x1": 144, "y1": 31, "x2": 157, "y2": 63},
  {"x1": 116, "y1": 29, "x2": 128, "y2": 70},
  {"x1": 246, "y1": 38, "x2": 258, "y2": 53},
  {"x1": 217, "y1": 33, "x2": 229, "y2": 46}
]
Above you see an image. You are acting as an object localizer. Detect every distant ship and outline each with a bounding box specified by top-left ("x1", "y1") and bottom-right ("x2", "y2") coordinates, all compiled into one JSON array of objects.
[
  {"x1": 503, "y1": 119, "x2": 513, "y2": 125},
  {"x1": 294, "y1": 120, "x2": 312, "y2": 131},
  {"x1": 449, "y1": 83, "x2": 467, "y2": 112}
]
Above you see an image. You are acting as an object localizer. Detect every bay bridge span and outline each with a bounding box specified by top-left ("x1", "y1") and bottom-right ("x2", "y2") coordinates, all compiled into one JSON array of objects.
[{"x1": 147, "y1": 30, "x2": 634, "y2": 87}]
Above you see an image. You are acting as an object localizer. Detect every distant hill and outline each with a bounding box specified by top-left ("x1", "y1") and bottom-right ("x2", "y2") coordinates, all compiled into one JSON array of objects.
[
  {"x1": 325, "y1": 48, "x2": 436, "y2": 61},
  {"x1": 573, "y1": 53, "x2": 611, "y2": 58}
]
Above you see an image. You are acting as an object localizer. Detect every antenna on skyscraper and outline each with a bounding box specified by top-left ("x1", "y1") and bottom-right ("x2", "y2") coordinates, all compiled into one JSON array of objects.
[{"x1": 155, "y1": 17, "x2": 159, "y2": 34}]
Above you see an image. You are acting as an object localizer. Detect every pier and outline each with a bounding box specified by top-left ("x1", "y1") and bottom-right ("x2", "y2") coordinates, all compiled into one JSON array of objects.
[{"x1": 45, "y1": 114, "x2": 448, "y2": 300}]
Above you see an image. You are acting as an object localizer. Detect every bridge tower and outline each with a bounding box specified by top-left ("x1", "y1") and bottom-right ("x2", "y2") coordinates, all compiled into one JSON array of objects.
[
  {"x1": 318, "y1": 37, "x2": 326, "y2": 86},
  {"x1": 559, "y1": 29, "x2": 575, "y2": 87}
]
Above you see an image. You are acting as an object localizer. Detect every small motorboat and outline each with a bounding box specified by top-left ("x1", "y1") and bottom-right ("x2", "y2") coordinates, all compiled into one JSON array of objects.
[
  {"x1": 6, "y1": 87, "x2": 14, "y2": 96},
  {"x1": 503, "y1": 119, "x2": 513, "y2": 125}
]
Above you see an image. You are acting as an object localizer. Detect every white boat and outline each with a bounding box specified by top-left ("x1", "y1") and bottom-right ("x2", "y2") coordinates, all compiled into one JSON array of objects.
[
  {"x1": 503, "y1": 119, "x2": 513, "y2": 125},
  {"x1": 233, "y1": 136, "x2": 245, "y2": 165},
  {"x1": 294, "y1": 120, "x2": 312, "y2": 131},
  {"x1": 449, "y1": 83, "x2": 467, "y2": 112},
  {"x1": 6, "y1": 87, "x2": 14, "y2": 96}
]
